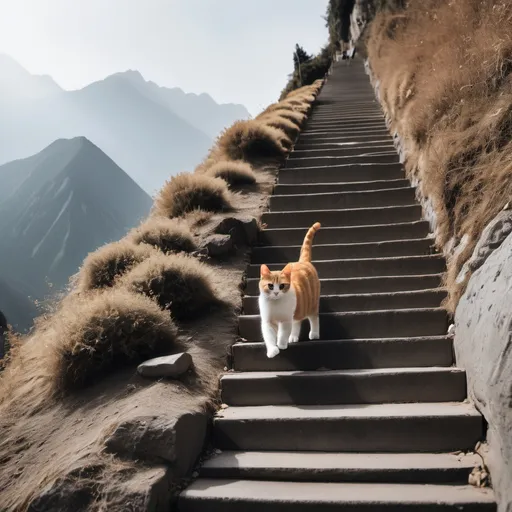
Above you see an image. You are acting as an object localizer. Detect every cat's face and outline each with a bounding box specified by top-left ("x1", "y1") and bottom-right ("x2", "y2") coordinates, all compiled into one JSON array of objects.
[{"x1": 259, "y1": 264, "x2": 291, "y2": 300}]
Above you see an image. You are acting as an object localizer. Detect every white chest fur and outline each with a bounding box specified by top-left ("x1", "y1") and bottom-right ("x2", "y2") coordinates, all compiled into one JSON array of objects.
[{"x1": 258, "y1": 288, "x2": 297, "y2": 323}]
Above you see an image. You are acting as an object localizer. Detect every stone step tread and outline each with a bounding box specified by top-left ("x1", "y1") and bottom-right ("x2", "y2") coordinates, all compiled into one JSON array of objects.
[
  {"x1": 243, "y1": 288, "x2": 445, "y2": 300},
  {"x1": 232, "y1": 336, "x2": 454, "y2": 372},
  {"x1": 220, "y1": 366, "x2": 466, "y2": 406},
  {"x1": 273, "y1": 180, "x2": 411, "y2": 194},
  {"x1": 271, "y1": 186, "x2": 414, "y2": 199},
  {"x1": 215, "y1": 402, "x2": 480, "y2": 421},
  {"x1": 180, "y1": 479, "x2": 495, "y2": 509},
  {"x1": 222, "y1": 367, "x2": 463, "y2": 380},
  {"x1": 201, "y1": 451, "x2": 481, "y2": 480}
]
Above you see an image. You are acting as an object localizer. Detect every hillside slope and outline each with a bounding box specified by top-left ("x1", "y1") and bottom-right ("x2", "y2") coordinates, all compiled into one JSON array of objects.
[{"x1": 0, "y1": 137, "x2": 152, "y2": 306}]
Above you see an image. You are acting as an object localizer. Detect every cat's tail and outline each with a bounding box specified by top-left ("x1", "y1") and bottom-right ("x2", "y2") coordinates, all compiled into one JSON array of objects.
[{"x1": 299, "y1": 222, "x2": 321, "y2": 263}]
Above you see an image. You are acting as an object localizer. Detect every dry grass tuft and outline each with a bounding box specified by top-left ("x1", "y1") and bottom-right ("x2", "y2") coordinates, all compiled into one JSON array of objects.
[
  {"x1": 205, "y1": 160, "x2": 256, "y2": 187},
  {"x1": 268, "y1": 109, "x2": 307, "y2": 127},
  {"x1": 153, "y1": 173, "x2": 232, "y2": 219},
  {"x1": 367, "y1": 0, "x2": 512, "y2": 310},
  {"x1": 76, "y1": 240, "x2": 155, "y2": 292},
  {"x1": 129, "y1": 217, "x2": 196, "y2": 255},
  {"x1": 52, "y1": 289, "x2": 178, "y2": 390},
  {"x1": 216, "y1": 120, "x2": 290, "y2": 162},
  {"x1": 259, "y1": 113, "x2": 301, "y2": 140},
  {"x1": 120, "y1": 252, "x2": 220, "y2": 322}
]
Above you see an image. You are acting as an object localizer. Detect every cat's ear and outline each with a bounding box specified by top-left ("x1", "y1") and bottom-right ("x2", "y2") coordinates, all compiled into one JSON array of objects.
[
  {"x1": 260, "y1": 264, "x2": 271, "y2": 278},
  {"x1": 282, "y1": 264, "x2": 292, "y2": 279}
]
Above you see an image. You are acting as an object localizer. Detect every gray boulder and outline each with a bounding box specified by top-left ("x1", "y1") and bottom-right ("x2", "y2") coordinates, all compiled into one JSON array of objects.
[{"x1": 137, "y1": 353, "x2": 192, "y2": 379}]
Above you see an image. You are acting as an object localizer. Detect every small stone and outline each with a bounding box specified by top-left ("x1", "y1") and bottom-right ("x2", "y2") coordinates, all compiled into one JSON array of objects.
[
  {"x1": 447, "y1": 324, "x2": 455, "y2": 337},
  {"x1": 220, "y1": 403, "x2": 229, "y2": 409},
  {"x1": 204, "y1": 234, "x2": 234, "y2": 258},
  {"x1": 137, "y1": 353, "x2": 192, "y2": 379}
]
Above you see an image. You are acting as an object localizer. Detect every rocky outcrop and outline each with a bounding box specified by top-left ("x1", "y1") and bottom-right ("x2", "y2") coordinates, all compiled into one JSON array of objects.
[{"x1": 455, "y1": 232, "x2": 512, "y2": 511}]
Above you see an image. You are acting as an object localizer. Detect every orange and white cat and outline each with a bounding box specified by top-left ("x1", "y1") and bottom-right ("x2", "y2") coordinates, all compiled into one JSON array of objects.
[{"x1": 259, "y1": 222, "x2": 321, "y2": 358}]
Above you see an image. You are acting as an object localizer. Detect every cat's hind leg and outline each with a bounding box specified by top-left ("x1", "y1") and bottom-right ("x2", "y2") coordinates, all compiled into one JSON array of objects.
[
  {"x1": 277, "y1": 321, "x2": 292, "y2": 350},
  {"x1": 308, "y1": 315, "x2": 320, "y2": 340},
  {"x1": 289, "y1": 320, "x2": 301, "y2": 343},
  {"x1": 262, "y1": 321, "x2": 279, "y2": 358}
]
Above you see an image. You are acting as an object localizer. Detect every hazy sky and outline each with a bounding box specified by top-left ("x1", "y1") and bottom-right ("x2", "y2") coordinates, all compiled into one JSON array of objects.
[{"x1": 0, "y1": 0, "x2": 329, "y2": 115}]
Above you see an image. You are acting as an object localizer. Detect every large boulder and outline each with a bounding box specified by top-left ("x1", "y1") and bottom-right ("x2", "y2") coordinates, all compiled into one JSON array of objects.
[{"x1": 455, "y1": 231, "x2": 512, "y2": 511}]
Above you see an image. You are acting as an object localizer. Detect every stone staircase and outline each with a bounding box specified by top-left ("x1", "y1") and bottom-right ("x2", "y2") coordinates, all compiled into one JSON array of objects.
[{"x1": 178, "y1": 59, "x2": 496, "y2": 510}]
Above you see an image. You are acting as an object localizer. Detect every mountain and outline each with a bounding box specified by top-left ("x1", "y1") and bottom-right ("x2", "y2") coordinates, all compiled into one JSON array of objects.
[
  {"x1": 117, "y1": 70, "x2": 250, "y2": 139},
  {"x1": 0, "y1": 54, "x2": 62, "y2": 101},
  {"x1": 0, "y1": 57, "x2": 251, "y2": 194},
  {"x1": 0, "y1": 137, "x2": 152, "y2": 317},
  {"x1": 0, "y1": 277, "x2": 39, "y2": 334}
]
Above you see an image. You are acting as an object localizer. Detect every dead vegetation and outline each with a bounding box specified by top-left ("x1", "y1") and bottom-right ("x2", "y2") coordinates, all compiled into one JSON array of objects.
[
  {"x1": 367, "y1": 0, "x2": 512, "y2": 310},
  {"x1": 153, "y1": 173, "x2": 233, "y2": 218},
  {"x1": 120, "y1": 252, "x2": 220, "y2": 322},
  {"x1": 259, "y1": 113, "x2": 301, "y2": 140},
  {"x1": 53, "y1": 289, "x2": 179, "y2": 390},
  {"x1": 0, "y1": 74, "x2": 321, "y2": 510},
  {"x1": 216, "y1": 120, "x2": 291, "y2": 162},
  {"x1": 129, "y1": 217, "x2": 197, "y2": 254},
  {"x1": 76, "y1": 240, "x2": 155, "y2": 292},
  {"x1": 205, "y1": 160, "x2": 257, "y2": 187}
]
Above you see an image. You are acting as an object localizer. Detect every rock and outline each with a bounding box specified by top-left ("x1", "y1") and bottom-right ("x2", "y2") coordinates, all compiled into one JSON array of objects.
[
  {"x1": 105, "y1": 466, "x2": 172, "y2": 512},
  {"x1": 203, "y1": 234, "x2": 234, "y2": 258},
  {"x1": 137, "y1": 353, "x2": 192, "y2": 379},
  {"x1": 456, "y1": 210, "x2": 512, "y2": 284},
  {"x1": 214, "y1": 216, "x2": 258, "y2": 246},
  {"x1": 29, "y1": 465, "x2": 173, "y2": 512},
  {"x1": 455, "y1": 231, "x2": 512, "y2": 511},
  {"x1": 104, "y1": 411, "x2": 207, "y2": 477},
  {"x1": 28, "y1": 465, "x2": 102, "y2": 512}
]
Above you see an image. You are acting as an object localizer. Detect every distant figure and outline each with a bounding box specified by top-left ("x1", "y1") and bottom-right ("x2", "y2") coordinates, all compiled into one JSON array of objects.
[{"x1": 0, "y1": 310, "x2": 7, "y2": 359}]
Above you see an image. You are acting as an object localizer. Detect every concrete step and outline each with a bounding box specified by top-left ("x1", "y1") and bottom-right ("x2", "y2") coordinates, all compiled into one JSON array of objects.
[
  {"x1": 246, "y1": 255, "x2": 445, "y2": 278},
  {"x1": 258, "y1": 221, "x2": 430, "y2": 245},
  {"x1": 242, "y1": 289, "x2": 446, "y2": 314},
  {"x1": 179, "y1": 479, "x2": 495, "y2": 511},
  {"x1": 290, "y1": 145, "x2": 395, "y2": 158},
  {"x1": 239, "y1": 308, "x2": 447, "y2": 341},
  {"x1": 251, "y1": 239, "x2": 434, "y2": 263},
  {"x1": 284, "y1": 153, "x2": 399, "y2": 168},
  {"x1": 200, "y1": 451, "x2": 481, "y2": 484},
  {"x1": 296, "y1": 134, "x2": 393, "y2": 146},
  {"x1": 213, "y1": 402, "x2": 483, "y2": 452},
  {"x1": 300, "y1": 129, "x2": 391, "y2": 139},
  {"x1": 273, "y1": 179, "x2": 410, "y2": 195},
  {"x1": 262, "y1": 205, "x2": 421, "y2": 229},
  {"x1": 305, "y1": 121, "x2": 386, "y2": 131},
  {"x1": 298, "y1": 132, "x2": 393, "y2": 143},
  {"x1": 232, "y1": 336, "x2": 454, "y2": 372},
  {"x1": 221, "y1": 367, "x2": 466, "y2": 406},
  {"x1": 270, "y1": 188, "x2": 415, "y2": 211},
  {"x1": 278, "y1": 163, "x2": 403, "y2": 184},
  {"x1": 244, "y1": 274, "x2": 443, "y2": 296},
  {"x1": 294, "y1": 138, "x2": 392, "y2": 149}
]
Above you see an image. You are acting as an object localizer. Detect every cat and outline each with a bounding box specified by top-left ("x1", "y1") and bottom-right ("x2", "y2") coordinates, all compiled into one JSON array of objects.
[{"x1": 258, "y1": 222, "x2": 321, "y2": 358}]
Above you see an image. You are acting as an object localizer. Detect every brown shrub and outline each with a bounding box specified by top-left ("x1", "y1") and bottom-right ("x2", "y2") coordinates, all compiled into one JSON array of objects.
[
  {"x1": 205, "y1": 160, "x2": 256, "y2": 187},
  {"x1": 153, "y1": 173, "x2": 232, "y2": 218},
  {"x1": 120, "y1": 252, "x2": 220, "y2": 322},
  {"x1": 216, "y1": 120, "x2": 290, "y2": 162},
  {"x1": 53, "y1": 289, "x2": 178, "y2": 390},
  {"x1": 76, "y1": 240, "x2": 154, "y2": 292},
  {"x1": 269, "y1": 109, "x2": 306, "y2": 127},
  {"x1": 259, "y1": 113, "x2": 301, "y2": 140},
  {"x1": 367, "y1": 0, "x2": 512, "y2": 310},
  {"x1": 129, "y1": 217, "x2": 196, "y2": 254}
]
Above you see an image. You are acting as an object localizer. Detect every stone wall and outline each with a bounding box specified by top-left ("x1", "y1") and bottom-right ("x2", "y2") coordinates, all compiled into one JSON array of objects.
[{"x1": 455, "y1": 227, "x2": 512, "y2": 512}]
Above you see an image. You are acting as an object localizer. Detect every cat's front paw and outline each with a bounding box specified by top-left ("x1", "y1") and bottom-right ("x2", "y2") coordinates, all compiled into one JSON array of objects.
[
  {"x1": 266, "y1": 346, "x2": 280, "y2": 358},
  {"x1": 288, "y1": 335, "x2": 299, "y2": 343},
  {"x1": 277, "y1": 339, "x2": 288, "y2": 350},
  {"x1": 309, "y1": 331, "x2": 320, "y2": 340}
]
